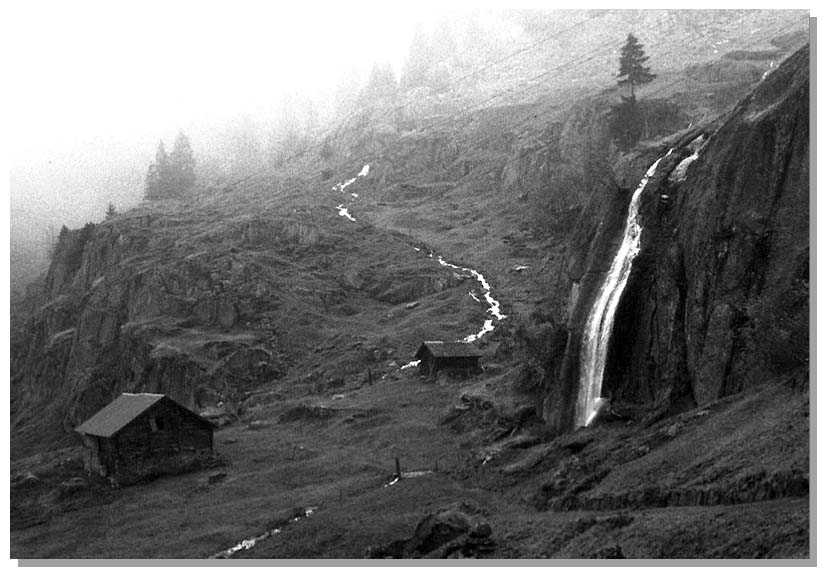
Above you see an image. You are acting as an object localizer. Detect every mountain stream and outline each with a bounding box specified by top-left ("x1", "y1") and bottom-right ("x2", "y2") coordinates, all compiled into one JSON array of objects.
[{"x1": 329, "y1": 165, "x2": 507, "y2": 369}]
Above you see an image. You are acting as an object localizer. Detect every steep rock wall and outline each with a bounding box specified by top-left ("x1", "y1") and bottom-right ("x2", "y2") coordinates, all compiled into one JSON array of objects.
[
  {"x1": 9, "y1": 214, "x2": 319, "y2": 454},
  {"x1": 607, "y1": 44, "x2": 809, "y2": 410},
  {"x1": 544, "y1": 45, "x2": 809, "y2": 431}
]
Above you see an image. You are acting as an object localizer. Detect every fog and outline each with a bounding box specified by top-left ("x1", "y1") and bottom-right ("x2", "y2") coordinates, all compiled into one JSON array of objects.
[
  {"x1": 7, "y1": 3, "x2": 807, "y2": 290},
  {"x1": 7, "y1": 1, "x2": 505, "y2": 287},
  {"x1": 8, "y1": 2, "x2": 442, "y2": 162}
]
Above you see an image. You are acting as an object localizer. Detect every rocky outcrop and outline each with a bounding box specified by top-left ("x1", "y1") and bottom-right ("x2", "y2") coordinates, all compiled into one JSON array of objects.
[
  {"x1": 545, "y1": 468, "x2": 809, "y2": 512},
  {"x1": 10, "y1": 187, "x2": 482, "y2": 455},
  {"x1": 607, "y1": 44, "x2": 809, "y2": 412},
  {"x1": 542, "y1": 45, "x2": 809, "y2": 432},
  {"x1": 10, "y1": 215, "x2": 290, "y2": 451},
  {"x1": 366, "y1": 502, "x2": 495, "y2": 559}
]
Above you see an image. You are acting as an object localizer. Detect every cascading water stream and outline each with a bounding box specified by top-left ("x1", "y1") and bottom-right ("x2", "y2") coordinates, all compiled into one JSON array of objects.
[
  {"x1": 328, "y1": 165, "x2": 506, "y2": 370},
  {"x1": 576, "y1": 150, "x2": 671, "y2": 428}
]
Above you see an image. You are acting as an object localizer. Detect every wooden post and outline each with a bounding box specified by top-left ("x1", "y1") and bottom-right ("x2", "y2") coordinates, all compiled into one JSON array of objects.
[{"x1": 394, "y1": 457, "x2": 402, "y2": 481}]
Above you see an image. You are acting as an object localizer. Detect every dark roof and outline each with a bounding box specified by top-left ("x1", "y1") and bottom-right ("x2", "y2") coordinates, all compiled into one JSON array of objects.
[
  {"x1": 415, "y1": 341, "x2": 482, "y2": 359},
  {"x1": 75, "y1": 393, "x2": 213, "y2": 438}
]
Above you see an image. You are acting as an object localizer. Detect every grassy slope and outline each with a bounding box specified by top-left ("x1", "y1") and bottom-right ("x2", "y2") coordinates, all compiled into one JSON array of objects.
[{"x1": 11, "y1": 377, "x2": 808, "y2": 558}]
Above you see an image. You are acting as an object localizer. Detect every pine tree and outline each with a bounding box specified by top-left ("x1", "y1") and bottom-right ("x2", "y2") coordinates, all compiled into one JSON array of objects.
[
  {"x1": 363, "y1": 62, "x2": 398, "y2": 102},
  {"x1": 168, "y1": 131, "x2": 196, "y2": 195},
  {"x1": 617, "y1": 33, "x2": 655, "y2": 103},
  {"x1": 401, "y1": 26, "x2": 431, "y2": 90},
  {"x1": 144, "y1": 141, "x2": 167, "y2": 199},
  {"x1": 155, "y1": 140, "x2": 169, "y2": 173},
  {"x1": 144, "y1": 134, "x2": 196, "y2": 200},
  {"x1": 105, "y1": 202, "x2": 118, "y2": 219}
]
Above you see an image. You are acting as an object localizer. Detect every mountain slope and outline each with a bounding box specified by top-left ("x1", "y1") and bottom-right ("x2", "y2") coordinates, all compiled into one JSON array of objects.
[{"x1": 9, "y1": 18, "x2": 810, "y2": 561}]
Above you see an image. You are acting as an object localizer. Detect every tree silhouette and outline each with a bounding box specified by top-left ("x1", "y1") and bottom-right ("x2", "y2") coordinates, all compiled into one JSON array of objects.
[
  {"x1": 168, "y1": 131, "x2": 196, "y2": 194},
  {"x1": 144, "y1": 141, "x2": 168, "y2": 199},
  {"x1": 401, "y1": 26, "x2": 431, "y2": 90},
  {"x1": 363, "y1": 62, "x2": 398, "y2": 103},
  {"x1": 144, "y1": 133, "x2": 196, "y2": 199},
  {"x1": 611, "y1": 33, "x2": 656, "y2": 148},
  {"x1": 617, "y1": 33, "x2": 655, "y2": 103}
]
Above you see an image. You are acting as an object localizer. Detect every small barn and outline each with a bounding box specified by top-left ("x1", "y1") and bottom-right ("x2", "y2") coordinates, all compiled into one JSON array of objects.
[
  {"x1": 414, "y1": 341, "x2": 482, "y2": 378},
  {"x1": 75, "y1": 393, "x2": 215, "y2": 485}
]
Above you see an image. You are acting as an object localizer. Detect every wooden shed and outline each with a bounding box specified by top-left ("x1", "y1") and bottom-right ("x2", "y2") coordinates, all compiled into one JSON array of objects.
[
  {"x1": 414, "y1": 341, "x2": 482, "y2": 378},
  {"x1": 75, "y1": 393, "x2": 215, "y2": 485}
]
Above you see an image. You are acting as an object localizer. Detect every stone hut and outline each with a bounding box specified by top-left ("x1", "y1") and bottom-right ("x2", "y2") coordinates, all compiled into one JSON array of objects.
[
  {"x1": 414, "y1": 341, "x2": 482, "y2": 378},
  {"x1": 75, "y1": 393, "x2": 215, "y2": 485}
]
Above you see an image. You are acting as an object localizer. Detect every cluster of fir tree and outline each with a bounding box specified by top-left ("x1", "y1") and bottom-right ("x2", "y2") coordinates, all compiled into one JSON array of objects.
[
  {"x1": 400, "y1": 23, "x2": 457, "y2": 92},
  {"x1": 145, "y1": 132, "x2": 196, "y2": 199},
  {"x1": 359, "y1": 23, "x2": 459, "y2": 106}
]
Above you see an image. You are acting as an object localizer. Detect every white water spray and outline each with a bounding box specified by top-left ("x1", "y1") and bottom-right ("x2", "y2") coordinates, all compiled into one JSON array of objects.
[
  {"x1": 435, "y1": 255, "x2": 506, "y2": 342},
  {"x1": 331, "y1": 164, "x2": 369, "y2": 222},
  {"x1": 670, "y1": 135, "x2": 707, "y2": 183},
  {"x1": 576, "y1": 150, "x2": 671, "y2": 428},
  {"x1": 211, "y1": 507, "x2": 317, "y2": 559},
  {"x1": 336, "y1": 205, "x2": 356, "y2": 222}
]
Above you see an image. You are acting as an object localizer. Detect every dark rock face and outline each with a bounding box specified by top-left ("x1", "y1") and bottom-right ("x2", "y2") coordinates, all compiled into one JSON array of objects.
[
  {"x1": 366, "y1": 502, "x2": 495, "y2": 559},
  {"x1": 608, "y1": 44, "x2": 809, "y2": 412},
  {"x1": 9, "y1": 213, "x2": 323, "y2": 453},
  {"x1": 545, "y1": 469, "x2": 809, "y2": 513},
  {"x1": 546, "y1": 45, "x2": 809, "y2": 430}
]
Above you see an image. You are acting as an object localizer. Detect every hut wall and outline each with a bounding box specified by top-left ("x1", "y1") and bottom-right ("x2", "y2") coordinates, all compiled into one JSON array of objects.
[
  {"x1": 420, "y1": 352, "x2": 435, "y2": 376},
  {"x1": 111, "y1": 399, "x2": 213, "y2": 484},
  {"x1": 82, "y1": 436, "x2": 120, "y2": 478},
  {"x1": 423, "y1": 355, "x2": 481, "y2": 377},
  {"x1": 81, "y1": 435, "x2": 101, "y2": 475},
  {"x1": 436, "y1": 356, "x2": 480, "y2": 371}
]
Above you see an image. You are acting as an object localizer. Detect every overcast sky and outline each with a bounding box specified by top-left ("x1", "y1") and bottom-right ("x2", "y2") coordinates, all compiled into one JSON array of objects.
[{"x1": 6, "y1": 1, "x2": 460, "y2": 168}]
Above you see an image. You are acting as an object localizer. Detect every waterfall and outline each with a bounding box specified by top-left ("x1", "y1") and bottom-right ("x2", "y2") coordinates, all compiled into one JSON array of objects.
[{"x1": 575, "y1": 151, "x2": 670, "y2": 428}]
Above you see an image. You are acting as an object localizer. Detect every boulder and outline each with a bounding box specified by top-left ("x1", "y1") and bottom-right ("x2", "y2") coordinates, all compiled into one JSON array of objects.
[{"x1": 366, "y1": 502, "x2": 494, "y2": 559}]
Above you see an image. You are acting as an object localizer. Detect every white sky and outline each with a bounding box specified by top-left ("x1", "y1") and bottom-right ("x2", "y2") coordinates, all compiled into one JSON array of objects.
[
  {"x1": 6, "y1": 1, "x2": 450, "y2": 167},
  {"x1": 6, "y1": 1, "x2": 811, "y2": 168}
]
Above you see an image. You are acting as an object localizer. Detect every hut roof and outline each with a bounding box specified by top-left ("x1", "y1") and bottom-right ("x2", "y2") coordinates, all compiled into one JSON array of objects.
[
  {"x1": 414, "y1": 341, "x2": 481, "y2": 359},
  {"x1": 75, "y1": 393, "x2": 212, "y2": 438}
]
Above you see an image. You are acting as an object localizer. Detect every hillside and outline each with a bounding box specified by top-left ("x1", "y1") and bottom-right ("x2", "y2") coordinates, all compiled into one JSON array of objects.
[{"x1": 9, "y1": 13, "x2": 810, "y2": 560}]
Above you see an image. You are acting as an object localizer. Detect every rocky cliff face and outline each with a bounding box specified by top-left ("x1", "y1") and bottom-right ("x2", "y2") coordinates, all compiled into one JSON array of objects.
[
  {"x1": 10, "y1": 193, "x2": 475, "y2": 455},
  {"x1": 611, "y1": 44, "x2": 809, "y2": 407},
  {"x1": 544, "y1": 45, "x2": 809, "y2": 432}
]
